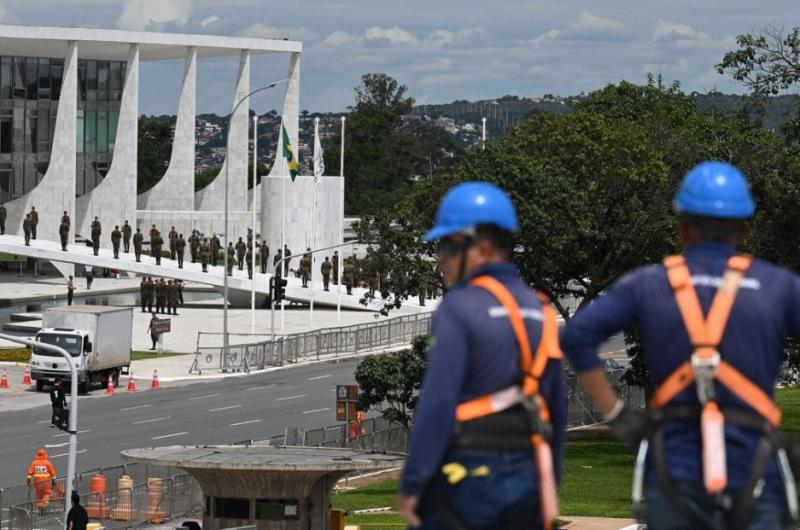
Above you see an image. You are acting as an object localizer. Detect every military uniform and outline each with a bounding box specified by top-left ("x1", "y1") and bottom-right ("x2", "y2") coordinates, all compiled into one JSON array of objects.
[
  {"x1": 29, "y1": 208, "x2": 38, "y2": 239},
  {"x1": 151, "y1": 234, "x2": 163, "y2": 265},
  {"x1": 175, "y1": 235, "x2": 186, "y2": 268},
  {"x1": 90, "y1": 218, "x2": 101, "y2": 256},
  {"x1": 133, "y1": 230, "x2": 143, "y2": 262},
  {"x1": 273, "y1": 249, "x2": 282, "y2": 274},
  {"x1": 189, "y1": 231, "x2": 199, "y2": 263},
  {"x1": 199, "y1": 240, "x2": 210, "y2": 273},
  {"x1": 235, "y1": 238, "x2": 246, "y2": 270},
  {"x1": 111, "y1": 226, "x2": 122, "y2": 259},
  {"x1": 259, "y1": 241, "x2": 269, "y2": 274},
  {"x1": 226, "y1": 243, "x2": 235, "y2": 276},
  {"x1": 149, "y1": 225, "x2": 160, "y2": 243},
  {"x1": 332, "y1": 252, "x2": 339, "y2": 285},
  {"x1": 283, "y1": 247, "x2": 292, "y2": 276},
  {"x1": 155, "y1": 280, "x2": 166, "y2": 314},
  {"x1": 246, "y1": 244, "x2": 253, "y2": 279},
  {"x1": 176, "y1": 280, "x2": 184, "y2": 305},
  {"x1": 321, "y1": 258, "x2": 332, "y2": 291},
  {"x1": 167, "y1": 281, "x2": 178, "y2": 315},
  {"x1": 343, "y1": 262, "x2": 355, "y2": 295},
  {"x1": 210, "y1": 235, "x2": 220, "y2": 267},
  {"x1": 368, "y1": 274, "x2": 378, "y2": 297},
  {"x1": 168, "y1": 227, "x2": 178, "y2": 260},
  {"x1": 418, "y1": 279, "x2": 427, "y2": 307},
  {"x1": 145, "y1": 278, "x2": 154, "y2": 312},
  {"x1": 59, "y1": 221, "x2": 69, "y2": 251},
  {"x1": 0, "y1": 203, "x2": 6, "y2": 234},
  {"x1": 121, "y1": 222, "x2": 131, "y2": 253},
  {"x1": 140, "y1": 278, "x2": 147, "y2": 312}
]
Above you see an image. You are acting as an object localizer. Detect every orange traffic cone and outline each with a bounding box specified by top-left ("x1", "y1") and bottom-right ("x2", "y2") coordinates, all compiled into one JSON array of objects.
[
  {"x1": 22, "y1": 366, "x2": 31, "y2": 385},
  {"x1": 151, "y1": 370, "x2": 160, "y2": 389},
  {"x1": 0, "y1": 369, "x2": 8, "y2": 389},
  {"x1": 127, "y1": 373, "x2": 136, "y2": 392},
  {"x1": 106, "y1": 373, "x2": 115, "y2": 395}
]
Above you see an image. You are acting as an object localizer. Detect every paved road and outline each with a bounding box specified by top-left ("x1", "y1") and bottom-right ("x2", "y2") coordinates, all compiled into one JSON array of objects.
[{"x1": 0, "y1": 358, "x2": 360, "y2": 488}]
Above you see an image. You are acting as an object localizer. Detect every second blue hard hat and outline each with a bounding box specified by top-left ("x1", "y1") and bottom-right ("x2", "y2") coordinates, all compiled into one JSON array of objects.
[
  {"x1": 674, "y1": 161, "x2": 755, "y2": 219},
  {"x1": 423, "y1": 182, "x2": 518, "y2": 242}
]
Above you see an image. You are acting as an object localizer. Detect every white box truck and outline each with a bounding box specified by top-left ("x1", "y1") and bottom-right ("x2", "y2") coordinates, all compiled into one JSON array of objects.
[{"x1": 30, "y1": 306, "x2": 133, "y2": 393}]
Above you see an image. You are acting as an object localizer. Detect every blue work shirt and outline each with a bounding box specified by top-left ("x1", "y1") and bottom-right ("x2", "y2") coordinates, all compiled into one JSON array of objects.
[
  {"x1": 400, "y1": 262, "x2": 566, "y2": 497},
  {"x1": 560, "y1": 242, "x2": 800, "y2": 498}
]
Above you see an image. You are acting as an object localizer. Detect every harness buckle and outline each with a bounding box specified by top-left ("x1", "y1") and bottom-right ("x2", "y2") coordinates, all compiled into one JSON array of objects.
[
  {"x1": 691, "y1": 350, "x2": 720, "y2": 404},
  {"x1": 521, "y1": 394, "x2": 553, "y2": 441}
]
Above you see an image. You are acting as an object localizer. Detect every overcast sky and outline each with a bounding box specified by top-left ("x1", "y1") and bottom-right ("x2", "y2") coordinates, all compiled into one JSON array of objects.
[{"x1": 0, "y1": 0, "x2": 797, "y2": 115}]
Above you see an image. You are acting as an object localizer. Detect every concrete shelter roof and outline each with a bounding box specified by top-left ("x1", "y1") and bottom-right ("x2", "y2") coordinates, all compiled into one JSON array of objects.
[{"x1": 0, "y1": 24, "x2": 302, "y2": 61}]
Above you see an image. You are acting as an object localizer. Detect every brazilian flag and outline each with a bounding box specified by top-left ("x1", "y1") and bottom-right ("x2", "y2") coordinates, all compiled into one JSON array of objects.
[{"x1": 282, "y1": 123, "x2": 299, "y2": 182}]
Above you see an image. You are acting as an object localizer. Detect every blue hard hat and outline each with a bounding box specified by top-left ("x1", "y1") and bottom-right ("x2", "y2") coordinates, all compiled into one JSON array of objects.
[
  {"x1": 423, "y1": 182, "x2": 518, "y2": 242},
  {"x1": 674, "y1": 161, "x2": 755, "y2": 219}
]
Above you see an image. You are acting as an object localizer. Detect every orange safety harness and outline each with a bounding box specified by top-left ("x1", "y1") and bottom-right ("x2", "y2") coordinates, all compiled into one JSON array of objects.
[
  {"x1": 446, "y1": 275, "x2": 562, "y2": 530},
  {"x1": 633, "y1": 254, "x2": 797, "y2": 529}
]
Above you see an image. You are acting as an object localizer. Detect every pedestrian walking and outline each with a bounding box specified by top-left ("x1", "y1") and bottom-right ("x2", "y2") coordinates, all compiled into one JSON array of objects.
[
  {"x1": 342, "y1": 260, "x2": 355, "y2": 295},
  {"x1": 133, "y1": 228, "x2": 143, "y2": 262},
  {"x1": 27, "y1": 449, "x2": 56, "y2": 512},
  {"x1": 111, "y1": 225, "x2": 122, "y2": 259},
  {"x1": 84, "y1": 265, "x2": 93, "y2": 290},
  {"x1": 67, "y1": 276, "x2": 75, "y2": 306},
  {"x1": 121, "y1": 220, "x2": 131, "y2": 253},
  {"x1": 67, "y1": 491, "x2": 88, "y2": 530},
  {"x1": 398, "y1": 182, "x2": 564, "y2": 530}
]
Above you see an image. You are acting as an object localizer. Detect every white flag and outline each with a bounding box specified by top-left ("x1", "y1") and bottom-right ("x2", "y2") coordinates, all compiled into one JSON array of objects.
[{"x1": 313, "y1": 117, "x2": 324, "y2": 183}]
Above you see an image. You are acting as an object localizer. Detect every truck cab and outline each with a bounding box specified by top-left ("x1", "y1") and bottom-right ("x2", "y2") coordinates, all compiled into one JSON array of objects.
[{"x1": 30, "y1": 328, "x2": 92, "y2": 392}]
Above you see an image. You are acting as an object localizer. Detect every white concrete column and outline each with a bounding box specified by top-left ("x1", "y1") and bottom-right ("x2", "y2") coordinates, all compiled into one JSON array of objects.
[
  {"x1": 260, "y1": 51, "x2": 300, "y2": 253},
  {"x1": 76, "y1": 43, "x2": 139, "y2": 248},
  {"x1": 137, "y1": 46, "x2": 196, "y2": 236},
  {"x1": 3, "y1": 41, "x2": 78, "y2": 280},
  {"x1": 194, "y1": 49, "x2": 250, "y2": 240}
]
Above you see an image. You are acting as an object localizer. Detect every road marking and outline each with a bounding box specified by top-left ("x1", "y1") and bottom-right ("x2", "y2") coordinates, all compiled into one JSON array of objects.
[
  {"x1": 246, "y1": 384, "x2": 276, "y2": 392},
  {"x1": 330, "y1": 388, "x2": 337, "y2": 392},
  {"x1": 45, "y1": 442, "x2": 69, "y2": 448},
  {"x1": 37, "y1": 420, "x2": 51, "y2": 424},
  {"x1": 209, "y1": 405, "x2": 242, "y2": 412},
  {"x1": 308, "y1": 374, "x2": 332, "y2": 381},
  {"x1": 133, "y1": 417, "x2": 167, "y2": 425},
  {"x1": 152, "y1": 432, "x2": 188, "y2": 440},
  {"x1": 277, "y1": 394, "x2": 307, "y2": 401},
  {"x1": 190, "y1": 393, "x2": 220, "y2": 400},
  {"x1": 229, "y1": 419, "x2": 262, "y2": 426},
  {"x1": 302, "y1": 408, "x2": 330, "y2": 415},
  {"x1": 53, "y1": 429, "x2": 91, "y2": 438},
  {"x1": 51, "y1": 449, "x2": 87, "y2": 459},
  {"x1": 121, "y1": 404, "x2": 152, "y2": 411}
]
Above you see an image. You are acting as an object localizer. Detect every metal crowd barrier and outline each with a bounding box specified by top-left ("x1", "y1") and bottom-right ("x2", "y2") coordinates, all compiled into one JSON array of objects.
[{"x1": 191, "y1": 312, "x2": 433, "y2": 374}]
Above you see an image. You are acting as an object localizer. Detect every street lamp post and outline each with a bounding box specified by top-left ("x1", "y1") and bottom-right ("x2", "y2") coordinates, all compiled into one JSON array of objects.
[
  {"x1": 0, "y1": 333, "x2": 77, "y2": 530},
  {"x1": 223, "y1": 79, "x2": 289, "y2": 360}
]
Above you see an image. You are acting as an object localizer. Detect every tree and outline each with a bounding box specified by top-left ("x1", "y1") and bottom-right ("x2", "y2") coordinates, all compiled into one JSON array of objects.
[
  {"x1": 355, "y1": 335, "x2": 428, "y2": 430},
  {"x1": 137, "y1": 117, "x2": 173, "y2": 193},
  {"x1": 354, "y1": 73, "x2": 414, "y2": 115}
]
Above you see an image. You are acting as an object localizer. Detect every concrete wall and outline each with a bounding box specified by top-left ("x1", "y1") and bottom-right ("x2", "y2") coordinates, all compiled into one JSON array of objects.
[
  {"x1": 76, "y1": 43, "x2": 139, "y2": 248},
  {"x1": 2, "y1": 41, "x2": 78, "y2": 280},
  {"x1": 137, "y1": 46, "x2": 196, "y2": 237}
]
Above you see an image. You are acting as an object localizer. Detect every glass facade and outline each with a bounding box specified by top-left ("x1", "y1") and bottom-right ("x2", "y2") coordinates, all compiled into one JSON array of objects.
[{"x1": 0, "y1": 56, "x2": 124, "y2": 202}]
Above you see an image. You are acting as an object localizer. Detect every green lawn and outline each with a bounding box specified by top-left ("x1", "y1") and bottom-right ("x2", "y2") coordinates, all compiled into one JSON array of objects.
[{"x1": 331, "y1": 388, "x2": 800, "y2": 526}]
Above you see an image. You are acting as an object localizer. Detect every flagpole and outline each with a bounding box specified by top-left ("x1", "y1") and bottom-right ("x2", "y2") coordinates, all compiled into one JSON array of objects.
[
  {"x1": 250, "y1": 114, "x2": 257, "y2": 334},
  {"x1": 337, "y1": 116, "x2": 345, "y2": 324},
  {"x1": 309, "y1": 117, "x2": 321, "y2": 327},
  {"x1": 280, "y1": 121, "x2": 286, "y2": 332}
]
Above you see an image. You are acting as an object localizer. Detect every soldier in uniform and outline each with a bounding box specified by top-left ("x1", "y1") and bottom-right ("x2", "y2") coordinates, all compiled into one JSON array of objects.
[
  {"x1": 259, "y1": 241, "x2": 269, "y2": 274},
  {"x1": 0, "y1": 201, "x2": 6, "y2": 234},
  {"x1": 133, "y1": 228, "x2": 143, "y2": 262},
  {"x1": 189, "y1": 230, "x2": 199, "y2": 263},
  {"x1": 321, "y1": 256, "x2": 332, "y2": 291},
  {"x1": 90, "y1": 216, "x2": 101, "y2": 256},
  {"x1": 168, "y1": 226, "x2": 178, "y2": 260},
  {"x1": 332, "y1": 251, "x2": 339, "y2": 285},
  {"x1": 59, "y1": 219, "x2": 69, "y2": 252},
  {"x1": 121, "y1": 220, "x2": 131, "y2": 253},
  {"x1": 176, "y1": 279, "x2": 184, "y2": 305},
  {"x1": 175, "y1": 234, "x2": 186, "y2": 269},
  {"x1": 417, "y1": 276, "x2": 427, "y2": 307},
  {"x1": 111, "y1": 225, "x2": 122, "y2": 259},
  {"x1": 22, "y1": 214, "x2": 31, "y2": 246},
  {"x1": 368, "y1": 273, "x2": 378, "y2": 297},
  {"x1": 283, "y1": 246, "x2": 292, "y2": 276},
  {"x1": 60, "y1": 211, "x2": 70, "y2": 230},
  {"x1": 300, "y1": 250, "x2": 311, "y2": 288},
  {"x1": 149, "y1": 224, "x2": 159, "y2": 242},
  {"x1": 235, "y1": 237, "x2": 246, "y2": 270},
  {"x1": 210, "y1": 233, "x2": 221, "y2": 267},
  {"x1": 199, "y1": 238, "x2": 210, "y2": 273},
  {"x1": 226, "y1": 242, "x2": 235, "y2": 276},
  {"x1": 167, "y1": 280, "x2": 178, "y2": 315},
  {"x1": 273, "y1": 248, "x2": 282, "y2": 274},
  {"x1": 145, "y1": 277, "x2": 154, "y2": 313},
  {"x1": 343, "y1": 259, "x2": 355, "y2": 295},
  {"x1": 156, "y1": 279, "x2": 166, "y2": 314},
  {"x1": 245, "y1": 243, "x2": 253, "y2": 279},
  {"x1": 29, "y1": 206, "x2": 38, "y2": 239},
  {"x1": 140, "y1": 277, "x2": 148, "y2": 312},
  {"x1": 151, "y1": 231, "x2": 163, "y2": 265}
]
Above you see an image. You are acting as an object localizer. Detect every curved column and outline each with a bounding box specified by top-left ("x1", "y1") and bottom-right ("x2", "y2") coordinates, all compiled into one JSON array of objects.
[
  {"x1": 76, "y1": 43, "x2": 138, "y2": 249},
  {"x1": 3, "y1": 41, "x2": 78, "y2": 280},
  {"x1": 137, "y1": 46, "x2": 195, "y2": 236},
  {"x1": 259, "y1": 51, "x2": 300, "y2": 252},
  {"x1": 194, "y1": 50, "x2": 250, "y2": 241}
]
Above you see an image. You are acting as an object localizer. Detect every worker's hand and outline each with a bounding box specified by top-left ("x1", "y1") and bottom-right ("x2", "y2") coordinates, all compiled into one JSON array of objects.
[
  {"x1": 607, "y1": 403, "x2": 649, "y2": 448},
  {"x1": 397, "y1": 493, "x2": 421, "y2": 528}
]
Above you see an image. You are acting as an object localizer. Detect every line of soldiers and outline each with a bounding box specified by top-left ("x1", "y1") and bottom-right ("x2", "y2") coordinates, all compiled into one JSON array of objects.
[
  {"x1": 139, "y1": 276, "x2": 183, "y2": 315},
  {"x1": 22, "y1": 206, "x2": 38, "y2": 246}
]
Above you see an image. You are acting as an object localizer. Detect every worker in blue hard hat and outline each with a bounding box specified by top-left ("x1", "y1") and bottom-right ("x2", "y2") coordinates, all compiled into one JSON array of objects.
[
  {"x1": 398, "y1": 182, "x2": 566, "y2": 529},
  {"x1": 561, "y1": 161, "x2": 800, "y2": 529}
]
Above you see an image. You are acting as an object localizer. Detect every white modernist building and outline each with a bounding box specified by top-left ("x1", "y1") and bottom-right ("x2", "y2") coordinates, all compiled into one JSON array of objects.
[{"x1": 0, "y1": 25, "x2": 343, "y2": 281}]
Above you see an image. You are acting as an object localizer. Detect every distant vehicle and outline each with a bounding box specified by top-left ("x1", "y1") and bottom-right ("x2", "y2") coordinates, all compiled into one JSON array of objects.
[{"x1": 30, "y1": 306, "x2": 133, "y2": 393}]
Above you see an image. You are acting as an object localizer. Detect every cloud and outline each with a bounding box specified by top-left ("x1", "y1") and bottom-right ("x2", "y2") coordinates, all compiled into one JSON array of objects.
[
  {"x1": 365, "y1": 26, "x2": 418, "y2": 45},
  {"x1": 200, "y1": 15, "x2": 220, "y2": 28},
  {"x1": 116, "y1": 0, "x2": 192, "y2": 31},
  {"x1": 532, "y1": 11, "x2": 630, "y2": 45},
  {"x1": 239, "y1": 23, "x2": 315, "y2": 41},
  {"x1": 320, "y1": 26, "x2": 484, "y2": 50},
  {"x1": 321, "y1": 30, "x2": 358, "y2": 48},
  {"x1": 654, "y1": 19, "x2": 708, "y2": 41},
  {"x1": 641, "y1": 57, "x2": 689, "y2": 75}
]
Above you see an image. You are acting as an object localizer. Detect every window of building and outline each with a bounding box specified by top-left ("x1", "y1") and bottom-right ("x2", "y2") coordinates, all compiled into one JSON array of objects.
[
  {"x1": 108, "y1": 110, "x2": 119, "y2": 151},
  {"x1": 76, "y1": 157, "x2": 84, "y2": 196},
  {"x1": 0, "y1": 110, "x2": 12, "y2": 154},
  {"x1": 77, "y1": 60, "x2": 86, "y2": 101},
  {"x1": 109, "y1": 61, "x2": 121, "y2": 101},
  {"x1": 12, "y1": 107, "x2": 24, "y2": 153},
  {"x1": 12, "y1": 58, "x2": 25, "y2": 99},
  {"x1": 38, "y1": 59, "x2": 50, "y2": 100},
  {"x1": 97, "y1": 110, "x2": 108, "y2": 153},
  {"x1": 37, "y1": 109, "x2": 49, "y2": 153},
  {"x1": 25, "y1": 108, "x2": 37, "y2": 153},
  {"x1": 51, "y1": 60, "x2": 63, "y2": 100},
  {"x1": 85, "y1": 110, "x2": 96, "y2": 153},
  {"x1": 0, "y1": 163, "x2": 10, "y2": 202},
  {"x1": 0, "y1": 57, "x2": 11, "y2": 99},
  {"x1": 76, "y1": 109, "x2": 84, "y2": 154},
  {"x1": 12, "y1": 160, "x2": 22, "y2": 197},
  {"x1": 255, "y1": 499, "x2": 299, "y2": 521},
  {"x1": 213, "y1": 498, "x2": 250, "y2": 519},
  {"x1": 86, "y1": 60, "x2": 97, "y2": 101},
  {"x1": 97, "y1": 62, "x2": 108, "y2": 101},
  {"x1": 25, "y1": 58, "x2": 37, "y2": 100}
]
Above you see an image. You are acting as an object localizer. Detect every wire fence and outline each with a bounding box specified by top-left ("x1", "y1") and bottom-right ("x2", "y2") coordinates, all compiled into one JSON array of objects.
[{"x1": 191, "y1": 312, "x2": 433, "y2": 374}]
